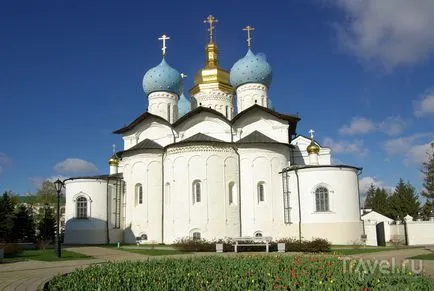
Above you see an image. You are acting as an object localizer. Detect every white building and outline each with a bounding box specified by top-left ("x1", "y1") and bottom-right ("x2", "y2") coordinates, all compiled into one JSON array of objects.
[{"x1": 64, "y1": 16, "x2": 363, "y2": 245}]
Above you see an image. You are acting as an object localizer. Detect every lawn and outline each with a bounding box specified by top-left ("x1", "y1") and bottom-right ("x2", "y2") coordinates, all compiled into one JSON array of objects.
[
  {"x1": 331, "y1": 246, "x2": 410, "y2": 256},
  {"x1": 407, "y1": 253, "x2": 434, "y2": 260},
  {"x1": 3, "y1": 249, "x2": 90, "y2": 262}
]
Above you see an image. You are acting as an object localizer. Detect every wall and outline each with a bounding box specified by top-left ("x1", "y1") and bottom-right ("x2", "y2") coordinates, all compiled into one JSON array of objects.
[{"x1": 406, "y1": 221, "x2": 434, "y2": 245}]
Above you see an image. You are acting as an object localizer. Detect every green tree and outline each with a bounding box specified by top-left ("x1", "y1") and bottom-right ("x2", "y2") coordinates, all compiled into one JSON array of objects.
[
  {"x1": 0, "y1": 192, "x2": 16, "y2": 242},
  {"x1": 388, "y1": 179, "x2": 420, "y2": 220},
  {"x1": 421, "y1": 143, "x2": 434, "y2": 202},
  {"x1": 12, "y1": 205, "x2": 36, "y2": 242},
  {"x1": 364, "y1": 184, "x2": 389, "y2": 216},
  {"x1": 36, "y1": 181, "x2": 58, "y2": 204},
  {"x1": 37, "y1": 205, "x2": 56, "y2": 243},
  {"x1": 420, "y1": 200, "x2": 433, "y2": 220}
]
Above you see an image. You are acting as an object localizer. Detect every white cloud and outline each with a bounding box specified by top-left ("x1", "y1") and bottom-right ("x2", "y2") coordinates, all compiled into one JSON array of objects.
[
  {"x1": 54, "y1": 158, "x2": 98, "y2": 175},
  {"x1": 414, "y1": 93, "x2": 434, "y2": 117},
  {"x1": 339, "y1": 117, "x2": 376, "y2": 135},
  {"x1": 0, "y1": 152, "x2": 12, "y2": 175},
  {"x1": 323, "y1": 137, "x2": 368, "y2": 157},
  {"x1": 383, "y1": 133, "x2": 434, "y2": 165},
  {"x1": 333, "y1": 0, "x2": 434, "y2": 69},
  {"x1": 339, "y1": 116, "x2": 407, "y2": 136},
  {"x1": 378, "y1": 116, "x2": 407, "y2": 136}
]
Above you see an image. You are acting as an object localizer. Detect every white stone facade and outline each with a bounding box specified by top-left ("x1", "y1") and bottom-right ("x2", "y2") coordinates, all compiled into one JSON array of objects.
[{"x1": 236, "y1": 83, "x2": 268, "y2": 112}]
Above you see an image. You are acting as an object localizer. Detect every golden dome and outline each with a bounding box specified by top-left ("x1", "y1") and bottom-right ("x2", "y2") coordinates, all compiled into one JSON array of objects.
[
  {"x1": 189, "y1": 15, "x2": 233, "y2": 96},
  {"x1": 307, "y1": 140, "x2": 320, "y2": 155},
  {"x1": 108, "y1": 154, "x2": 119, "y2": 166}
]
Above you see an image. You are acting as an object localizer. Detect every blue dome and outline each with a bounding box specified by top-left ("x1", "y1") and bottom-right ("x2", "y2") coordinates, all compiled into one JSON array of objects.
[
  {"x1": 178, "y1": 93, "x2": 190, "y2": 117},
  {"x1": 230, "y1": 49, "x2": 272, "y2": 89},
  {"x1": 142, "y1": 58, "x2": 183, "y2": 96},
  {"x1": 267, "y1": 98, "x2": 275, "y2": 111}
]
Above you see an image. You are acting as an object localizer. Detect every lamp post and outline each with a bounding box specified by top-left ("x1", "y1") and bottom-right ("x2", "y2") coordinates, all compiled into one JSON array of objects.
[{"x1": 53, "y1": 179, "x2": 64, "y2": 258}]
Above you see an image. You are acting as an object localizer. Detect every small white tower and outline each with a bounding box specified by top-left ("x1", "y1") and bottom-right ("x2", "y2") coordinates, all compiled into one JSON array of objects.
[
  {"x1": 306, "y1": 129, "x2": 320, "y2": 165},
  {"x1": 142, "y1": 34, "x2": 183, "y2": 123},
  {"x1": 108, "y1": 144, "x2": 120, "y2": 175},
  {"x1": 230, "y1": 25, "x2": 272, "y2": 113}
]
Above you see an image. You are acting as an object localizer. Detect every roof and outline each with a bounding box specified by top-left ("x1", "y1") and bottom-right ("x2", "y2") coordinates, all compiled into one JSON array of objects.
[
  {"x1": 119, "y1": 139, "x2": 163, "y2": 156},
  {"x1": 64, "y1": 173, "x2": 123, "y2": 182},
  {"x1": 292, "y1": 135, "x2": 324, "y2": 148},
  {"x1": 181, "y1": 133, "x2": 224, "y2": 143},
  {"x1": 237, "y1": 130, "x2": 284, "y2": 144},
  {"x1": 172, "y1": 106, "x2": 229, "y2": 128},
  {"x1": 280, "y1": 164, "x2": 362, "y2": 173},
  {"x1": 113, "y1": 111, "x2": 171, "y2": 134}
]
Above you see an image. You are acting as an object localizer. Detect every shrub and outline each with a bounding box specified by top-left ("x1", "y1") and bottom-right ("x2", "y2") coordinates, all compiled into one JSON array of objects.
[
  {"x1": 0, "y1": 243, "x2": 23, "y2": 257},
  {"x1": 277, "y1": 238, "x2": 331, "y2": 252}
]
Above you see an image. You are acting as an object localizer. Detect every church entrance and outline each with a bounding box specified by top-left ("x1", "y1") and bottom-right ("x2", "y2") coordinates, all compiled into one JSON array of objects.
[{"x1": 376, "y1": 222, "x2": 386, "y2": 246}]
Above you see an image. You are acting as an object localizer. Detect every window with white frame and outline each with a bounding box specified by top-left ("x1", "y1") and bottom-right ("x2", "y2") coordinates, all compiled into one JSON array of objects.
[
  {"x1": 193, "y1": 180, "x2": 201, "y2": 204},
  {"x1": 257, "y1": 182, "x2": 265, "y2": 203},
  {"x1": 76, "y1": 197, "x2": 88, "y2": 219},
  {"x1": 315, "y1": 187, "x2": 329, "y2": 212},
  {"x1": 192, "y1": 231, "x2": 201, "y2": 240},
  {"x1": 135, "y1": 184, "x2": 143, "y2": 205}
]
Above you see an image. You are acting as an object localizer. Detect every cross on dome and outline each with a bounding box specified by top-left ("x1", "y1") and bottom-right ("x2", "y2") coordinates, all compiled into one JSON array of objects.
[
  {"x1": 180, "y1": 73, "x2": 187, "y2": 79},
  {"x1": 308, "y1": 129, "x2": 315, "y2": 140},
  {"x1": 204, "y1": 15, "x2": 218, "y2": 42},
  {"x1": 158, "y1": 34, "x2": 170, "y2": 56},
  {"x1": 112, "y1": 144, "x2": 117, "y2": 154},
  {"x1": 243, "y1": 25, "x2": 255, "y2": 48}
]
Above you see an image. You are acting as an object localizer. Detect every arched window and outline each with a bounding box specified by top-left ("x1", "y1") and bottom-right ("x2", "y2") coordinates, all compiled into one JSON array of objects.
[
  {"x1": 76, "y1": 197, "x2": 88, "y2": 219},
  {"x1": 257, "y1": 182, "x2": 265, "y2": 203},
  {"x1": 193, "y1": 180, "x2": 201, "y2": 204},
  {"x1": 254, "y1": 231, "x2": 263, "y2": 238},
  {"x1": 135, "y1": 184, "x2": 143, "y2": 205},
  {"x1": 228, "y1": 182, "x2": 236, "y2": 205},
  {"x1": 192, "y1": 232, "x2": 201, "y2": 240},
  {"x1": 315, "y1": 187, "x2": 329, "y2": 212}
]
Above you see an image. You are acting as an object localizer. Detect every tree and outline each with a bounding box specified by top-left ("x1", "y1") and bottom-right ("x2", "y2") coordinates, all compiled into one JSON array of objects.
[
  {"x1": 0, "y1": 192, "x2": 16, "y2": 242},
  {"x1": 388, "y1": 179, "x2": 420, "y2": 220},
  {"x1": 37, "y1": 205, "x2": 56, "y2": 243},
  {"x1": 421, "y1": 143, "x2": 434, "y2": 202},
  {"x1": 36, "y1": 181, "x2": 58, "y2": 204},
  {"x1": 12, "y1": 205, "x2": 36, "y2": 242},
  {"x1": 420, "y1": 200, "x2": 434, "y2": 220},
  {"x1": 364, "y1": 184, "x2": 389, "y2": 215}
]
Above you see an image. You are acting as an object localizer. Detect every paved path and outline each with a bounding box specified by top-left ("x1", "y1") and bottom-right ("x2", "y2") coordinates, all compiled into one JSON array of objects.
[{"x1": 0, "y1": 246, "x2": 433, "y2": 290}]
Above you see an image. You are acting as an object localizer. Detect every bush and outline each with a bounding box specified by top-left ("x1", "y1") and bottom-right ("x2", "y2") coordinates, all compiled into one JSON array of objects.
[
  {"x1": 0, "y1": 243, "x2": 23, "y2": 257},
  {"x1": 277, "y1": 238, "x2": 331, "y2": 253}
]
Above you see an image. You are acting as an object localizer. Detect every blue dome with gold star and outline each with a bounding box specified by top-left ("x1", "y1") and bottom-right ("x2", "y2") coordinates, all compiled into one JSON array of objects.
[
  {"x1": 230, "y1": 49, "x2": 272, "y2": 89},
  {"x1": 142, "y1": 58, "x2": 183, "y2": 96}
]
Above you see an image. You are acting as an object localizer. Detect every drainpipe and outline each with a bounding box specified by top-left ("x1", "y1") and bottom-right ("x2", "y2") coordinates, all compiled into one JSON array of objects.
[
  {"x1": 161, "y1": 150, "x2": 166, "y2": 244},
  {"x1": 294, "y1": 168, "x2": 302, "y2": 242}
]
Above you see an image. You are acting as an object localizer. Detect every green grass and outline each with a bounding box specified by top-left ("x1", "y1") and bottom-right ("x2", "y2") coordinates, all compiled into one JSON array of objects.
[
  {"x1": 119, "y1": 248, "x2": 190, "y2": 256},
  {"x1": 407, "y1": 253, "x2": 434, "y2": 260},
  {"x1": 331, "y1": 246, "x2": 410, "y2": 256},
  {"x1": 3, "y1": 249, "x2": 90, "y2": 262}
]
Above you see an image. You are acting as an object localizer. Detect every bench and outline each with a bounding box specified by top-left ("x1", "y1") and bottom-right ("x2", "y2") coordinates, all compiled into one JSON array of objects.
[{"x1": 232, "y1": 236, "x2": 272, "y2": 253}]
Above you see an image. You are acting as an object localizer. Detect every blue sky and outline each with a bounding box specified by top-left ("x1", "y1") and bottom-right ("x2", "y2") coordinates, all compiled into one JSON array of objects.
[{"x1": 1, "y1": 0, "x2": 433, "y2": 200}]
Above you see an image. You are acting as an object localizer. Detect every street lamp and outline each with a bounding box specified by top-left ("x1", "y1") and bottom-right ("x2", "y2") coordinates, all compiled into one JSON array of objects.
[{"x1": 53, "y1": 179, "x2": 64, "y2": 258}]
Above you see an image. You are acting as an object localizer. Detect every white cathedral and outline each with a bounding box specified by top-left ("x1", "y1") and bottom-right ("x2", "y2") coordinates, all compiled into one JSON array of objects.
[{"x1": 64, "y1": 16, "x2": 363, "y2": 245}]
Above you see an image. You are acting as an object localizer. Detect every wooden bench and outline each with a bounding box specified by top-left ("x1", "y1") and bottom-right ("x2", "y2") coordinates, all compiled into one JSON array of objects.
[{"x1": 232, "y1": 236, "x2": 272, "y2": 253}]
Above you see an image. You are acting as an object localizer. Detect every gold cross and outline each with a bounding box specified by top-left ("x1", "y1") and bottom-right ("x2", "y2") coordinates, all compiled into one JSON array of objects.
[
  {"x1": 243, "y1": 25, "x2": 255, "y2": 48},
  {"x1": 158, "y1": 34, "x2": 170, "y2": 56},
  {"x1": 204, "y1": 15, "x2": 218, "y2": 42}
]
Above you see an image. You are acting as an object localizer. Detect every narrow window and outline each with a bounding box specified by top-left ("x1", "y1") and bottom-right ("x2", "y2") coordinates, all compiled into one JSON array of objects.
[
  {"x1": 167, "y1": 104, "x2": 171, "y2": 122},
  {"x1": 228, "y1": 182, "x2": 236, "y2": 205},
  {"x1": 225, "y1": 105, "x2": 228, "y2": 118},
  {"x1": 77, "y1": 197, "x2": 87, "y2": 219},
  {"x1": 193, "y1": 180, "x2": 201, "y2": 204},
  {"x1": 315, "y1": 187, "x2": 329, "y2": 212},
  {"x1": 192, "y1": 232, "x2": 201, "y2": 240},
  {"x1": 257, "y1": 182, "x2": 265, "y2": 203},
  {"x1": 165, "y1": 182, "x2": 171, "y2": 205},
  {"x1": 136, "y1": 184, "x2": 143, "y2": 205}
]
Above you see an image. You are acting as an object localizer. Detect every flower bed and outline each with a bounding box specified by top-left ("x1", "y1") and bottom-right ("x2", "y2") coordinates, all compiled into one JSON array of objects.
[{"x1": 47, "y1": 255, "x2": 433, "y2": 290}]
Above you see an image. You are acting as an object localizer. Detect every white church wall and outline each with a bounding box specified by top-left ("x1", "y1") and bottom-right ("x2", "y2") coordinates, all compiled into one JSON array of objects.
[
  {"x1": 233, "y1": 111, "x2": 289, "y2": 144},
  {"x1": 284, "y1": 166, "x2": 362, "y2": 244},
  {"x1": 164, "y1": 144, "x2": 240, "y2": 243},
  {"x1": 122, "y1": 121, "x2": 173, "y2": 150},
  {"x1": 291, "y1": 136, "x2": 331, "y2": 166},
  {"x1": 64, "y1": 179, "x2": 109, "y2": 244},
  {"x1": 122, "y1": 153, "x2": 163, "y2": 243},
  {"x1": 236, "y1": 83, "x2": 268, "y2": 112},
  {"x1": 174, "y1": 112, "x2": 232, "y2": 142},
  {"x1": 238, "y1": 144, "x2": 291, "y2": 239},
  {"x1": 147, "y1": 91, "x2": 178, "y2": 123}
]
